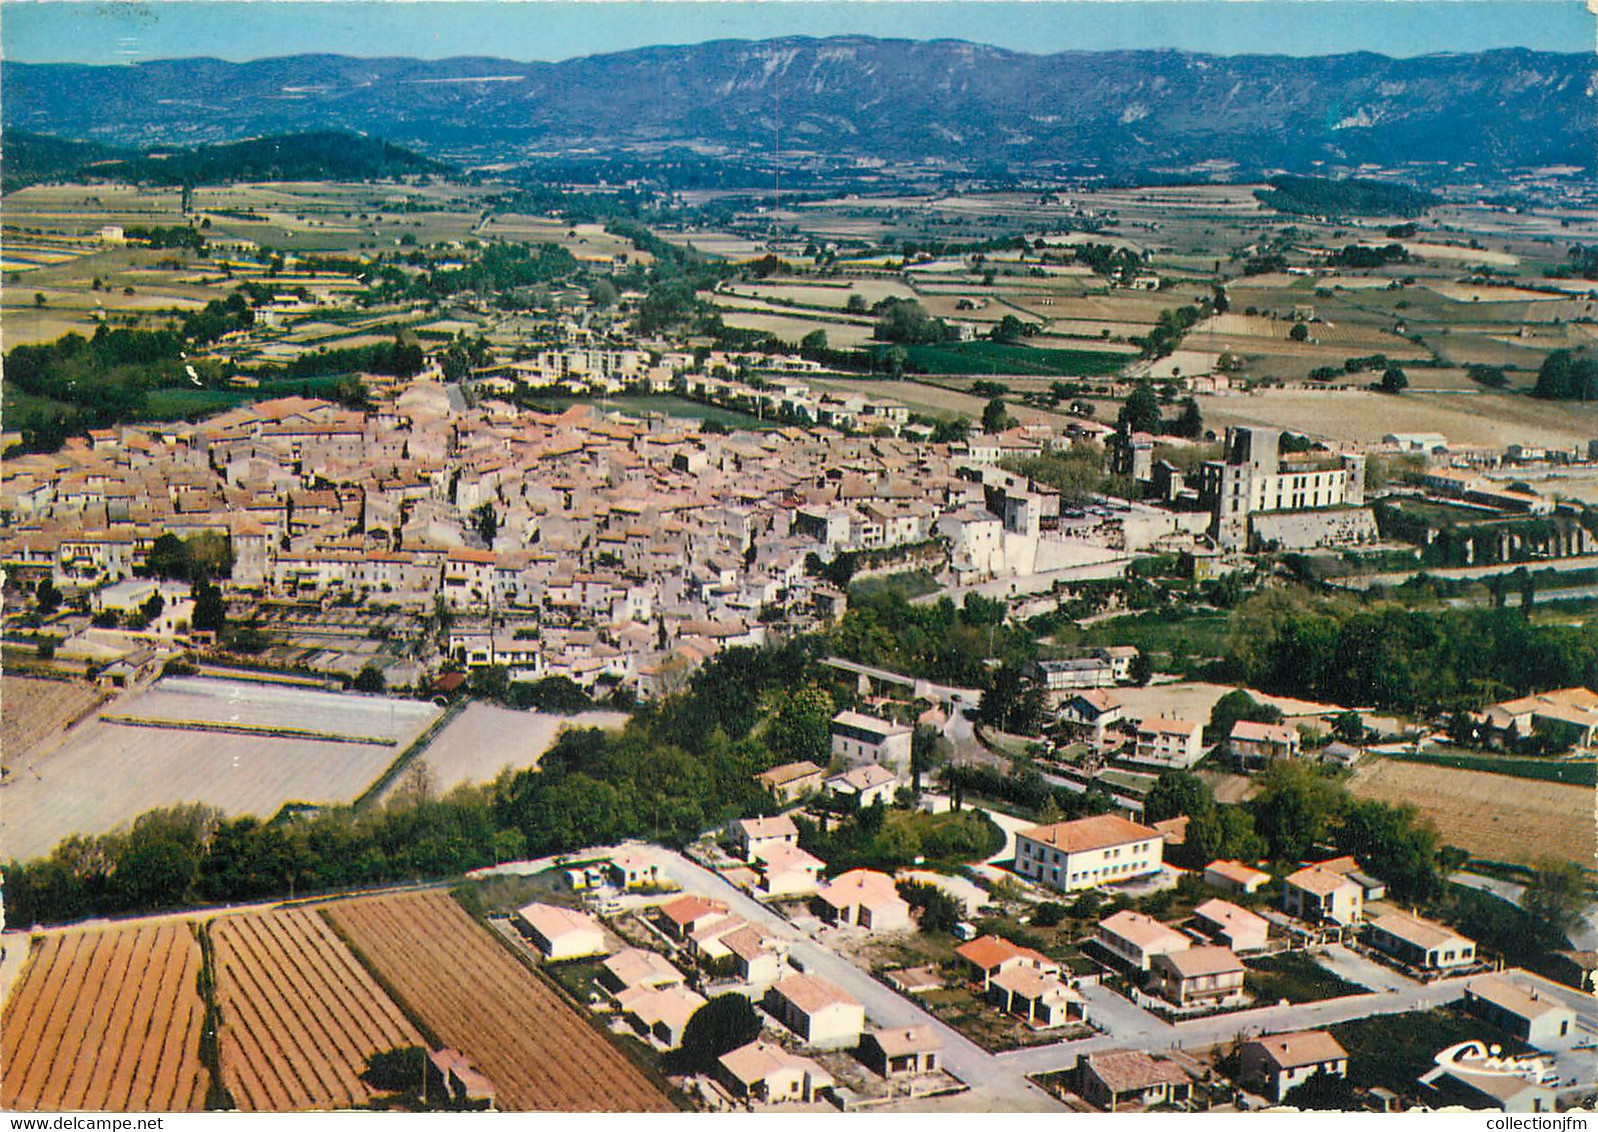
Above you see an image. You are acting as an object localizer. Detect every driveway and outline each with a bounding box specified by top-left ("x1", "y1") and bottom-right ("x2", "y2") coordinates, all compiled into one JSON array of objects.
[
  {"x1": 979, "y1": 806, "x2": 1033, "y2": 864},
  {"x1": 1312, "y1": 943, "x2": 1420, "y2": 993},
  {"x1": 638, "y1": 843, "x2": 1065, "y2": 1111}
]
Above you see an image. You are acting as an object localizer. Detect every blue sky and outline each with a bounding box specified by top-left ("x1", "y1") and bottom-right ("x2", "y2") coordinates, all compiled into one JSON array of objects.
[{"x1": 4, "y1": 0, "x2": 1591, "y2": 64}]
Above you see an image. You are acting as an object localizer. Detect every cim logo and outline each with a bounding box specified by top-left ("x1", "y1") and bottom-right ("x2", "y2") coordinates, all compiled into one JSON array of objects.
[{"x1": 1434, "y1": 1040, "x2": 1555, "y2": 1083}]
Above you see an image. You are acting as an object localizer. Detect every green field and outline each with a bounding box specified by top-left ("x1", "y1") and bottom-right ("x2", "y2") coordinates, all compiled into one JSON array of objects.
[
  {"x1": 1384, "y1": 750, "x2": 1596, "y2": 788},
  {"x1": 1056, "y1": 608, "x2": 1232, "y2": 666},
  {"x1": 1330, "y1": 1007, "x2": 1532, "y2": 1100},
  {"x1": 902, "y1": 340, "x2": 1125, "y2": 377},
  {"x1": 1245, "y1": 952, "x2": 1364, "y2": 1005}
]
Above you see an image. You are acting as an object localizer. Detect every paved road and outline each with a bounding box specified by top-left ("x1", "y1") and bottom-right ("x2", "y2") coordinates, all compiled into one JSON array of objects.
[
  {"x1": 1001, "y1": 966, "x2": 1598, "y2": 1078},
  {"x1": 488, "y1": 846, "x2": 1598, "y2": 1107},
  {"x1": 820, "y1": 657, "x2": 981, "y2": 706},
  {"x1": 639, "y1": 844, "x2": 1064, "y2": 1111}
]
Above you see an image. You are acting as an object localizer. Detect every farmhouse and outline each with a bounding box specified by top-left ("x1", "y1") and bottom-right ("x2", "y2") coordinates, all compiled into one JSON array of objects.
[
  {"x1": 1463, "y1": 976, "x2": 1576, "y2": 1047},
  {"x1": 1229, "y1": 720, "x2": 1301, "y2": 767},
  {"x1": 764, "y1": 973, "x2": 866, "y2": 1049},
  {"x1": 1014, "y1": 813, "x2": 1164, "y2": 893},
  {"x1": 956, "y1": 934, "x2": 1060, "y2": 989},
  {"x1": 857, "y1": 1027, "x2": 942, "y2": 1078},
  {"x1": 816, "y1": 869, "x2": 913, "y2": 932},
  {"x1": 824, "y1": 763, "x2": 899, "y2": 809},
  {"x1": 428, "y1": 1048, "x2": 496, "y2": 1110},
  {"x1": 1095, "y1": 910, "x2": 1190, "y2": 971},
  {"x1": 756, "y1": 760, "x2": 825, "y2": 804},
  {"x1": 729, "y1": 815, "x2": 799, "y2": 860},
  {"x1": 1365, "y1": 910, "x2": 1476, "y2": 971},
  {"x1": 1240, "y1": 1030, "x2": 1349, "y2": 1102},
  {"x1": 1059, "y1": 689, "x2": 1123, "y2": 747},
  {"x1": 718, "y1": 1040, "x2": 835, "y2": 1105},
  {"x1": 1481, "y1": 688, "x2": 1598, "y2": 751},
  {"x1": 1191, "y1": 898, "x2": 1270, "y2": 953},
  {"x1": 1281, "y1": 865, "x2": 1363, "y2": 926},
  {"x1": 516, "y1": 902, "x2": 606, "y2": 961},
  {"x1": 830, "y1": 710, "x2": 913, "y2": 770},
  {"x1": 1151, "y1": 945, "x2": 1245, "y2": 1009},
  {"x1": 1075, "y1": 1049, "x2": 1193, "y2": 1112},
  {"x1": 1204, "y1": 859, "x2": 1271, "y2": 894},
  {"x1": 1130, "y1": 716, "x2": 1204, "y2": 769}
]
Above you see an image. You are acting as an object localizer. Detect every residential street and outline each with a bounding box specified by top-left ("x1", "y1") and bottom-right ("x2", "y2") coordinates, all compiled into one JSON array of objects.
[
  {"x1": 641, "y1": 844, "x2": 1065, "y2": 1111},
  {"x1": 617, "y1": 847, "x2": 1598, "y2": 1108}
]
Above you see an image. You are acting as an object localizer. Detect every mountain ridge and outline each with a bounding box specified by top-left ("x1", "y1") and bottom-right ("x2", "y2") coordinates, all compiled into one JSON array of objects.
[{"x1": 5, "y1": 39, "x2": 1592, "y2": 177}]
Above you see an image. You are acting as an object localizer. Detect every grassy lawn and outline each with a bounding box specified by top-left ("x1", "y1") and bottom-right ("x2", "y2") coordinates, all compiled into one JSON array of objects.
[
  {"x1": 1329, "y1": 1006, "x2": 1533, "y2": 1100},
  {"x1": 848, "y1": 570, "x2": 942, "y2": 603},
  {"x1": 1245, "y1": 952, "x2": 1364, "y2": 1005},
  {"x1": 903, "y1": 340, "x2": 1124, "y2": 377},
  {"x1": 1056, "y1": 608, "x2": 1232, "y2": 669},
  {"x1": 815, "y1": 807, "x2": 1006, "y2": 874}
]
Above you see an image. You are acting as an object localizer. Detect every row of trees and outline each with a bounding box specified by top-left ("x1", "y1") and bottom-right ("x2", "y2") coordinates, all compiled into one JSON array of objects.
[
  {"x1": 4, "y1": 643, "x2": 821, "y2": 926},
  {"x1": 1221, "y1": 590, "x2": 1598, "y2": 714}
]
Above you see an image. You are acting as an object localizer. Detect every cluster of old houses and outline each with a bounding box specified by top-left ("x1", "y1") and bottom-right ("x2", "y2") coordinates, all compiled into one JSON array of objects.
[{"x1": 3, "y1": 377, "x2": 1229, "y2": 693}]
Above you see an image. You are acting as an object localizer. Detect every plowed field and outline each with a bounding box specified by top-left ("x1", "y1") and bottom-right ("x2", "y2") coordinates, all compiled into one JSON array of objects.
[
  {"x1": 1, "y1": 923, "x2": 207, "y2": 1112},
  {"x1": 212, "y1": 909, "x2": 422, "y2": 1111},
  {"x1": 325, "y1": 891, "x2": 671, "y2": 1112}
]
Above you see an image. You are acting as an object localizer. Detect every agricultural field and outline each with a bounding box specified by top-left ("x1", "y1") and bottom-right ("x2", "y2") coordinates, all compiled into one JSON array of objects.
[
  {"x1": 3, "y1": 678, "x2": 439, "y2": 864},
  {"x1": 1199, "y1": 387, "x2": 1598, "y2": 449},
  {"x1": 1, "y1": 923, "x2": 208, "y2": 1112},
  {"x1": 1347, "y1": 758, "x2": 1595, "y2": 870},
  {"x1": 399, "y1": 703, "x2": 627, "y2": 798},
  {"x1": 211, "y1": 909, "x2": 422, "y2": 1111},
  {"x1": 324, "y1": 891, "x2": 673, "y2": 1112},
  {"x1": 0, "y1": 675, "x2": 104, "y2": 771}
]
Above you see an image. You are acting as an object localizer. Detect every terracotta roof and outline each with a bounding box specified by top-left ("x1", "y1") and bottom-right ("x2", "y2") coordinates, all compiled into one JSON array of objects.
[
  {"x1": 657, "y1": 895, "x2": 728, "y2": 929},
  {"x1": 718, "y1": 1041, "x2": 829, "y2": 1088},
  {"x1": 956, "y1": 934, "x2": 1052, "y2": 972},
  {"x1": 1193, "y1": 898, "x2": 1268, "y2": 936},
  {"x1": 1023, "y1": 814, "x2": 1159, "y2": 853},
  {"x1": 1205, "y1": 859, "x2": 1271, "y2": 886},
  {"x1": 868, "y1": 1026, "x2": 941, "y2": 1058},
  {"x1": 1082, "y1": 1049, "x2": 1192, "y2": 1094},
  {"x1": 735, "y1": 815, "x2": 798, "y2": 841},
  {"x1": 769, "y1": 972, "x2": 857, "y2": 1015},
  {"x1": 1154, "y1": 945, "x2": 1243, "y2": 978},
  {"x1": 1249, "y1": 1030, "x2": 1348, "y2": 1070},
  {"x1": 1369, "y1": 909, "x2": 1472, "y2": 951},
  {"x1": 1285, "y1": 865, "x2": 1359, "y2": 897},
  {"x1": 1098, "y1": 910, "x2": 1189, "y2": 952}
]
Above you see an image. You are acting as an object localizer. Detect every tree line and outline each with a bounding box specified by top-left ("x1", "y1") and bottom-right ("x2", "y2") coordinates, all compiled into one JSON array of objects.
[{"x1": 4, "y1": 643, "x2": 821, "y2": 926}]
